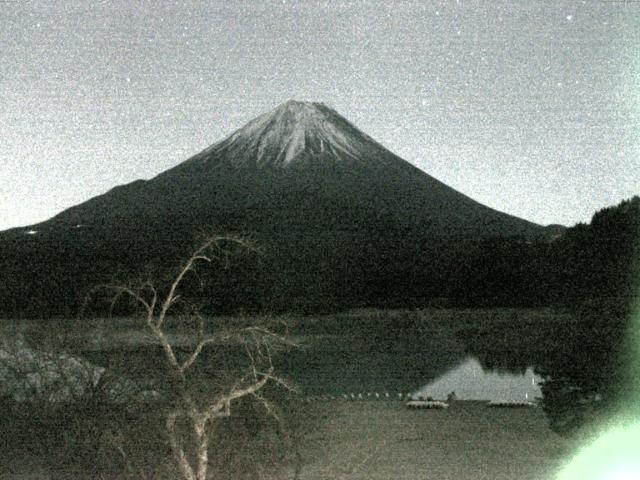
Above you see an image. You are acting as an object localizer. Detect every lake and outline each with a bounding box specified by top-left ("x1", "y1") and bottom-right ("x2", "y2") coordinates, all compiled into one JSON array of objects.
[
  {"x1": 6, "y1": 309, "x2": 562, "y2": 402},
  {"x1": 270, "y1": 308, "x2": 563, "y2": 399}
]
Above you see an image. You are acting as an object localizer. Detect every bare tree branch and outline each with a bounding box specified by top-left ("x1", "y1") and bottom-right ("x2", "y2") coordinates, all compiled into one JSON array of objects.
[
  {"x1": 88, "y1": 235, "x2": 290, "y2": 480},
  {"x1": 156, "y1": 235, "x2": 255, "y2": 329},
  {"x1": 179, "y1": 330, "x2": 237, "y2": 373},
  {"x1": 207, "y1": 367, "x2": 275, "y2": 419},
  {"x1": 103, "y1": 285, "x2": 153, "y2": 317}
]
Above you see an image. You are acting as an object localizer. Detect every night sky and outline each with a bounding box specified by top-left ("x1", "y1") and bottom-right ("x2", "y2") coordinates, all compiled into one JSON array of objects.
[{"x1": 1, "y1": 0, "x2": 639, "y2": 230}]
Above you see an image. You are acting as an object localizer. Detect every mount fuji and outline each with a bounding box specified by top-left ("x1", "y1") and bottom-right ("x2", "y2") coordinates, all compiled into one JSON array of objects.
[{"x1": 1, "y1": 100, "x2": 550, "y2": 315}]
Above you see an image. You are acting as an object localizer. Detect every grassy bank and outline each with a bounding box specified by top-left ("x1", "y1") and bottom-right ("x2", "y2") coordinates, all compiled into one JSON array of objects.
[
  {"x1": 0, "y1": 399, "x2": 574, "y2": 480},
  {"x1": 297, "y1": 400, "x2": 573, "y2": 480}
]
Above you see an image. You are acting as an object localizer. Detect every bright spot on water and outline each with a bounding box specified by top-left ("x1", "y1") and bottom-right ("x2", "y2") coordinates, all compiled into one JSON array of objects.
[{"x1": 25, "y1": 230, "x2": 38, "y2": 235}]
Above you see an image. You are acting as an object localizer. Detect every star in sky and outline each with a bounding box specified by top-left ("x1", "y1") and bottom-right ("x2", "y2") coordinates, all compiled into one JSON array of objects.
[{"x1": 0, "y1": 0, "x2": 638, "y2": 230}]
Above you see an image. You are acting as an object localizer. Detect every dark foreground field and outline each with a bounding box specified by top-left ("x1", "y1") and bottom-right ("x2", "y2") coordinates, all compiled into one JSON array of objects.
[
  {"x1": 0, "y1": 400, "x2": 572, "y2": 480},
  {"x1": 296, "y1": 400, "x2": 573, "y2": 480},
  {"x1": 0, "y1": 308, "x2": 579, "y2": 479}
]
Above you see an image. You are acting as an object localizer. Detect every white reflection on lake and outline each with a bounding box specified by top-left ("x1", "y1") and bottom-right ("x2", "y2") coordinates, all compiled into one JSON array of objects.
[{"x1": 413, "y1": 356, "x2": 542, "y2": 402}]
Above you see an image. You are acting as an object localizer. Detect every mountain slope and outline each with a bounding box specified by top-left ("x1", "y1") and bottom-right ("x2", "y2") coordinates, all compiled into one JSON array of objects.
[
  {"x1": 41, "y1": 100, "x2": 541, "y2": 236},
  {"x1": 1, "y1": 100, "x2": 549, "y2": 316}
]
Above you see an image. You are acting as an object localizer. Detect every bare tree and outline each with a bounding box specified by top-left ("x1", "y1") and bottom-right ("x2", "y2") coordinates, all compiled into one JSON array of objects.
[{"x1": 98, "y1": 236, "x2": 296, "y2": 480}]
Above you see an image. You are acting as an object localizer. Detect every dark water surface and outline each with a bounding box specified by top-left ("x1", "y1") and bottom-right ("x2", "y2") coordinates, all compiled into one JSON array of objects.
[{"x1": 82, "y1": 314, "x2": 552, "y2": 400}]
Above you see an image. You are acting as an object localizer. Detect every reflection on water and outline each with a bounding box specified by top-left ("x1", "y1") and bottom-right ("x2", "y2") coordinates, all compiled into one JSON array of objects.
[
  {"x1": 414, "y1": 356, "x2": 543, "y2": 402},
  {"x1": 80, "y1": 318, "x2": 549, "y2": 401}
]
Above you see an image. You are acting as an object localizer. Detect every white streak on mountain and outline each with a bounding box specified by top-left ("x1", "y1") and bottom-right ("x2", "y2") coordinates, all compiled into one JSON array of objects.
[{"x1": 192, "y1": 100, "x2": 395, "y2": 169}]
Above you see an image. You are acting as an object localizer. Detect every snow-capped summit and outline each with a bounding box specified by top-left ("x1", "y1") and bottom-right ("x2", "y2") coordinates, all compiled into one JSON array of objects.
[{"x1": 194, "y1": 100, "x2": 387, "y2": 168}]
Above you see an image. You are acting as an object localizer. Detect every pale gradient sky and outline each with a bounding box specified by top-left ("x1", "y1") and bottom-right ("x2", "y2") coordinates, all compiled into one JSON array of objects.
[{"x1": 1, "y1": 0, "x2": 639, "y2": 230}]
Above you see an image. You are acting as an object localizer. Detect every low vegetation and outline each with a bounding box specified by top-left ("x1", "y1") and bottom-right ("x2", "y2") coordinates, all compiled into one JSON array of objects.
[
  {"x1": 1, "y1": 236, "x2": 308, "y2": 479},
  {"x1": 0, "y1": 198, "x2": 637, "y2": 476}
]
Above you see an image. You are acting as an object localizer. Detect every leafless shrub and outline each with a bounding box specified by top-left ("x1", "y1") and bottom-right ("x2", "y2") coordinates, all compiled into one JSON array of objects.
[{"x1": 92, "y1": 235, "x2": 300, "y2": 480}]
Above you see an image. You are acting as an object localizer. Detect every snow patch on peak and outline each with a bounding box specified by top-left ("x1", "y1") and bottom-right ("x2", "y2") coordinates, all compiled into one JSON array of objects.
[
  {"x1": 283, "y1": 124, "x2": 307, "y2": 164},
  {"x1": 200, "y1": 100, "x2": 389, "y2": 168}
]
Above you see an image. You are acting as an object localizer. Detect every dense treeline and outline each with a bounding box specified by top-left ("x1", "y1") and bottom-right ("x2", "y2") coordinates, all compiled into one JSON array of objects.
[
  {"x1": 536, "y1": 196, "x2": 639, "y2": 434},
  {"x1": 0, "y1": 197, "x2": 637, "y2": 318},
  {"x1": 535, "y1": 298, "x2": 632, "y2": 434},
  {"x1": 450, "y1": 196, "x2": 639, "y2": 308},
  {"x1": 0, "y1": 201, "x2": 437, "y2": 317}
]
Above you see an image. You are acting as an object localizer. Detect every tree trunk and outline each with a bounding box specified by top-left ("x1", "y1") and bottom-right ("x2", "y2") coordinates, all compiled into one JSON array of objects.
[
  {"x1": 167, "y1": 411, "x2": 197, "y2": 480},
  {"x1": 195, "y1": 418, "x2": 210, "y2": 480}
]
